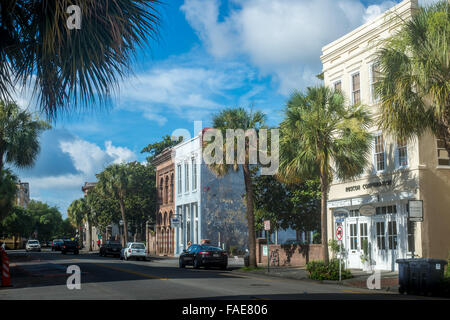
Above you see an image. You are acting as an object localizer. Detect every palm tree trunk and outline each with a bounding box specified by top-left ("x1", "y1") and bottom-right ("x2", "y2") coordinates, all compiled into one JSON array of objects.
[
  {"x1": 119, "y1": 198, "x2": 128, "y2": 246},
  {"x1": 243, "y1": 163, "x2": 257, "y2": 268},
  {"x1": 320, "y1": 173, "x2": 329, "y2": 265}
]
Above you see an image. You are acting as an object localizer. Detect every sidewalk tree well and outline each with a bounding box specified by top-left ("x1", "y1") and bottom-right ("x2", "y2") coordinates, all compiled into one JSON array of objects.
[
  {"x1": 0, "y1": 0, "x2": 162, "y2": 120},
  {"x1": 376, "y1": 0, "x2": 450, "y2": 155},
  {"x1": 278, "y1": 86, "x2": 372, "y2": 264},
  {"x1": 202, "y1": 107, "x2": 267, "y2": 268}
]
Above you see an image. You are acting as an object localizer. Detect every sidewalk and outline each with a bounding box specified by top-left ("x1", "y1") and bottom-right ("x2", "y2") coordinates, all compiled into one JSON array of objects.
[{"x1": 231, "y1": 265, "x2": 399, "y2": 293}]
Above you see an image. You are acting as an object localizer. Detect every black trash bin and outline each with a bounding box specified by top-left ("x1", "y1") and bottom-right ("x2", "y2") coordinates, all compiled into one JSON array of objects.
[{"x1": 396, "y1": 258, "x2": 448, "y2": 296}]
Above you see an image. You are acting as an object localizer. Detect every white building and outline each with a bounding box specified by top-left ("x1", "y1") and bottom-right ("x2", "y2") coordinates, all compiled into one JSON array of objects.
[
  {"x1": 173, "y1": 133, "x2": 248, "y2": 256},
  {"x1": 321, "y1": 0, "x2": 450, "y2": 271}
]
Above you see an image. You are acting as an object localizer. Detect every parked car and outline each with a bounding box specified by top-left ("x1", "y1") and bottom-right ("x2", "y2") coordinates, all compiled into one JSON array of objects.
[
  {"x1": 52, "y1": 239, "x2": 64, "y2": 251},
  {"x1": 61, "y1": 240, "x2": 80, "y2": 255},
  {"x1": 120, "y1": 242, "x2": 147, "y2": 261},
  {"x1": 25, "y1": 240, "x2": 41, "y2": 252},
  {"x1": 179, "y1": 244, "x2": 227, "y2": 270},
  {"x1": 100, "y1": 240, "x2": 122, "y2": 257}
]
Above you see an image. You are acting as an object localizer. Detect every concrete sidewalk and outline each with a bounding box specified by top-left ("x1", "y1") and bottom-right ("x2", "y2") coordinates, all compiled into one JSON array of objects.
[{"x1": 232, "y1": 265, "x2": 399, "y2": 293}]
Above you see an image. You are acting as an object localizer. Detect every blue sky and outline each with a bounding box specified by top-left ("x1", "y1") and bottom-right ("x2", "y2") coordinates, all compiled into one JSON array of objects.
[{"x1": 11, "y1": 0, "x2": 435, "y2": 216}]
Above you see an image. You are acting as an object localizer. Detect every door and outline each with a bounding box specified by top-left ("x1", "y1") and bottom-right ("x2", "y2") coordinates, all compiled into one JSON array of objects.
[
  {"x1": 345, "y1": 216, "x2": 371, "y2": 269},
  {"x1": 183, "y1": 244, "x2": 197, "y2": 265}
]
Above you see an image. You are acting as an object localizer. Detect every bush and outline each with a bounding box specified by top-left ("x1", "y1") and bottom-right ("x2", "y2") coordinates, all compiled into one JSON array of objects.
[{"x1": 306, "y1": 259, "x2": 352, "y2": 281}]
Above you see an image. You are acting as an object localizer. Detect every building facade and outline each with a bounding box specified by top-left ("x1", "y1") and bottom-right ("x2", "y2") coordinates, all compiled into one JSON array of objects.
[
  {"x1": 173, "y1": 133, "x2": 248, "y2": 256},
  {"x1": 321, "y1": 0, "x2": 450, "y2": 271},
  {"x1": 16, "y1": 181, "x2": 30, "y2": 208},
  {"x1": 152, "y1": 147, "x2": 175, "y2": 256}
]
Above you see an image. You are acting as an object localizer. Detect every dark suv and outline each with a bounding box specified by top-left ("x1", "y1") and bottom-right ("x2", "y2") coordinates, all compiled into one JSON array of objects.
[
  {"x1": 61, "y1": 240, "x2": 80, "y2": 255},
  {"x1": 100, "y1": 241, "x2": 122, "y2": 257}
]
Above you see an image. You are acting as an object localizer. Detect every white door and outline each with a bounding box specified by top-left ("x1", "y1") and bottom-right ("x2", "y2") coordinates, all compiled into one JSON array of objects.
[{"x1": 345, "y1": 217, "x2": 371, "y2": 269}]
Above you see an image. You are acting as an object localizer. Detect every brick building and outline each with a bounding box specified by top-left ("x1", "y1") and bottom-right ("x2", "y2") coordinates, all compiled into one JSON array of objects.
[{"x1": 152, "y1": 147, "x2": 175, "y2": 256}]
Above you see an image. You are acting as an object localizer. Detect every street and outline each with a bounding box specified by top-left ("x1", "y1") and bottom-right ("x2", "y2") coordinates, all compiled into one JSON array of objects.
[{"x1": 0, "y1": 250, "x2": 438, "y2": 300}]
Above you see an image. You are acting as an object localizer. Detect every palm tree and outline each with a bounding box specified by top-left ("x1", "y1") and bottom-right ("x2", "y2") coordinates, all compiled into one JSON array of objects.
[
  {"x1": 96, "y1": 164, "x2": 133, "y2": 246},
  {"x1": 278, "y1": 86, "x2": 372, "y2": 264},
  {"x1": 1, "y1": 0, "x2": 161, "y2": 119},
  {"x1": 67, "y1": 198, "x2": 86, "y2": 245},
  {"x1": 0, "y1": 100, "x2": 49, "y2": 172},
  {"x1": 203, "y1": 108, "x2": 266, "y2": 268},
  {"x1": 376, "y1": 0, "x2": 450, "y2": 154}
]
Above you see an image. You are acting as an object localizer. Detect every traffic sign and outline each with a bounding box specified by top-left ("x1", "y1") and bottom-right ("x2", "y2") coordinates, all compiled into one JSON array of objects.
[
  {"x1": 264, "y1": 220, "x2": 271, "y2": 231},
  {"x1": 336, "y1": 226, "x2": 343, "y2": 241},
  {"x1": 336, "y1": 217, "x2": 345, "y2": 223}
]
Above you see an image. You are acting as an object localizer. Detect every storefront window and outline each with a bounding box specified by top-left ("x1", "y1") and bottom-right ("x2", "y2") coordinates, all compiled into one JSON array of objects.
[
  {"x1": 376, "y1": 205, "x2": 397, "y2": 215},
  {"x1": 360, "y1": 223, "x2": 368, "y2": 251},
  {"x1": 388, "y1": 221, "x2": 398, "y2": 250},
  {"x1": 350, "y1": 223, "x2": 357, "y2": 250},
  {"x1": 349, "y1": 209, "x2": 359, "y2": 217},
  {"x1": 376, "y1": 222, "x2": 386, "y2": 250}
]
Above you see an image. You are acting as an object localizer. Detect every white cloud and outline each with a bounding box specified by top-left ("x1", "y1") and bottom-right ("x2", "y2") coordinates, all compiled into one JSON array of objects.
[
  {"x1": 363, "y1": 1, "x2": 397, "y2": 23},
  {"x1": 181, "y1": 0, "x2": 403, "y2": 94},
  {"x1": 105, "y1": 141, "x2": 136, "y2": 164}
]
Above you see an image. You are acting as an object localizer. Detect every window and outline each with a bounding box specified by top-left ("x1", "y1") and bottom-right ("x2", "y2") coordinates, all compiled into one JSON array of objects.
[
  {"x1": 352, "y1": 72, "x2": 361, "y2": 104},
  {"x1": 192, "y1": 158, "x2": 197, "y2": 190},
  {"x1": 437, "y1": 138, "x2": 450, "y2": 166},
  {"x1": 349, "y1": 223, "x2": 358, "y2": 250},
  {"x1": 407, "y1": 221, "x2": 415, "y2": 253},
  {"x1": 177, "y1": 165, "x2": 182, "y2": 194},
  {"x1": 397, "y1": 138, "x2": 408, "y2": 167},
  {"x1": 334, "y1": 80, "x2": 342, "y2": 92},
  {"x1": 184, "y1": 162, "x2": 189, "y2": 192},
  {"x1": 374, "y1": 134, "x2": 385, "y2": 171},
  {"x1": 370, "y1": 63, "x2": 381, "y2": 102},
  {"x1": 360, "y1": 223, "x2": 368, "y2": 253},
  {"x1": 376, "y1": 205, "x2": 397, "y2": 215},
  {"x1": 388, "y1": 221, "x2": 398, "y2": 250},
  {"x1": 376, "y1": 222, "x2": 386, "y2": 250},
  {"x1": 349, "y1": 209, "x2": 360, "y2": 217}
]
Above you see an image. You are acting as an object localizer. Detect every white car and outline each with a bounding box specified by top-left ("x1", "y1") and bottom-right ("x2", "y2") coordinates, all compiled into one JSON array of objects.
[
  {"x1": 26, "y1": 240, "x2": 41, "y2": 252},
  {"x1": 121, "y1": 242, "x2": 147, "y2": 261}
]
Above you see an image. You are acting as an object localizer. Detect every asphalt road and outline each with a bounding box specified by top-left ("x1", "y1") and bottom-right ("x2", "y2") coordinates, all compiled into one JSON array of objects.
[{"x1": 0, "y1": 249, "x2": 438, "y2": 300}]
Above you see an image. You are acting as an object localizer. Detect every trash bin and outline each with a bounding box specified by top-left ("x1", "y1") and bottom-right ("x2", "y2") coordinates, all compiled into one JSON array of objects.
[
  {"x1": 396, "y1": 258, "x2": 448, "y2": 296},
  {"x1": 244, "y1": 250, "x2": 249, "y2": 267}
]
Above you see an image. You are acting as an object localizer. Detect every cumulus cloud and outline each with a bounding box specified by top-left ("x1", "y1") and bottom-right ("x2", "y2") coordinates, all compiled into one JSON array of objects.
[{"x1": 180, "y1": 0, "x2": 403, "y2": 94}]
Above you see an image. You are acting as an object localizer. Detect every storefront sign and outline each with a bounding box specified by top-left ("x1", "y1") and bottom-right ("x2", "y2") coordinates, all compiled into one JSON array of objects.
[
  {"x1": 333, "y1": 208, "x2": 350, "y2": 217},
  {"x1": 262, "y1": 245, "x2": 268, "y2": 257},
  {"x1": 170, "y1": 218, "x2": 180, "y2": 227},
  {"x1": 408, "y1": 200, "x2": 423, "y2": 222},
  {"x1": 359, "y1": 204, "x2": 376, "y2": 216},
  {"x1": 264, "y1": 220, "x2": 271, "y2": 231},
  {"x1": 345, "y1": 180, "x2": 392, "y2": 192}
]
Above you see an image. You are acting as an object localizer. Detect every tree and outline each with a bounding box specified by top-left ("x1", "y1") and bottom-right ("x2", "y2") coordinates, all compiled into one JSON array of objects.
[
  {"x1": 376, "y1": 1, "x2": 450, "y2": 154},
  {"x1": 86, "y1": 186, "x2": 121, "y2": 237},
  {"x1": 57, "y1": 219, "x2": 76, "y2": 239},
  {"x1": 1, "y1": 0, "x2": 162, "y2": 119},
  {"x1": 253, "y1": 174, "x2": 321, "y2": 236},
  {"x1": 203, "y1": 107, "x2": 266, "y2": 268},
  {"x1": 141, "y1": 134, "x2": 183, "y2": 163},
  {"x1": 278, "y1": 86, "x2": 372, "y2": 264},
  {"x1": 27, "y1": 200, "x2": 64, "y2": 242},
  {"x1": 96, "y1": 163, "x2": 134, "y2": 245},
  {"x1": 68, "y1": 198, "x2": 86, "y2": 243},
  {"x1": 0, "y1": 100, "x2": 49, "y2": 172},
  {"x1": 0, "y1": 169, "x2": 18, "y2": 221},
  {"x1": 0, "y1": 206, "x2": 33, "y2": 238}
]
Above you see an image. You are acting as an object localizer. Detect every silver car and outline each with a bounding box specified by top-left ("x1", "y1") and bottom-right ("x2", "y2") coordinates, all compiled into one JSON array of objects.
[
  {"x1": 26, "y1": 240, "x2": 41, "y2": 252},
  {"x1": 120, "y1": 242, "x2": 147, "y2": 261}
]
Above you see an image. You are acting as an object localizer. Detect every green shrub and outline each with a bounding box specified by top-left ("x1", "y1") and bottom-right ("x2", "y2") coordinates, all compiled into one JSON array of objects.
[{"x1": 306, "y1": 259, "x2": 352, "y2": 281}]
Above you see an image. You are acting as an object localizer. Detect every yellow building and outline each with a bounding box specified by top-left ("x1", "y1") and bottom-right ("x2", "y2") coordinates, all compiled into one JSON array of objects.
[{"x1": 321, "y1": 0, "x2": 450, "y2": 271}]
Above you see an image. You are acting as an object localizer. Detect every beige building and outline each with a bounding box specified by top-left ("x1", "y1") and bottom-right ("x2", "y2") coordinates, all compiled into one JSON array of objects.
[
  {"x1": 321, "y1": 0, "x2": 450, "y2": 271},
  {"x1": 16, "y1": 181, "x2": 30, "y2": 208}
]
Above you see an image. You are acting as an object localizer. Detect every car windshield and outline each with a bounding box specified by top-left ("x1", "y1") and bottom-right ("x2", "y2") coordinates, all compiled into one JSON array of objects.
[
  {"x1": 28, "y1": 240, "x2": 39, "y2": 244},
  {"x1": 131, "y1": 243, "x2": 145, "y2": 249},
  {"x1": 200, "y1": 246, "x2": 222, "y2": 251},
  {"x1": 109, "y1": 242, "x2": 121, "y2": 247}
]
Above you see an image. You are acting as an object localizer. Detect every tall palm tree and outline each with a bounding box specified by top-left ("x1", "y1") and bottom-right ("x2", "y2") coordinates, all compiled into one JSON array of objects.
[
  {"x1": 203, "y1": 107, "x2": 266, "y2": 268},
  {"x1": 1, "y1": 0, "x2": 161, "y2": 119},
  {"x1": 278, "y1": 86, "x2": 372, "y2": 264},
  {"x1": 67, "y1": 198, "x2": 85, "y2": 245},
  {"x1": 376, "y1": 0, "x2": 450, "y2": 154},
  {"x1": 0, "y1": 100, "x2": 49, "y2": 172},
  {"x1": 96, "y1": 164, "x2": 133, "y2": 246}
]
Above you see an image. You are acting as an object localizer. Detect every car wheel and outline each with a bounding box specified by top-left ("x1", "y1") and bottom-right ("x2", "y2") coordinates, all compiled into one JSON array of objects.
[
  {"x1": 179, "y1": 258, "x2": 185, "y2": 268},
  {"x1": 193, "y1": 257, "x2": 200, "y2": 269}
]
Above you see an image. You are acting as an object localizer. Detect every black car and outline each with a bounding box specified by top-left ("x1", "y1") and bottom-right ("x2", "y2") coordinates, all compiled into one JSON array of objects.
[
  {"x1": 100, "y1": 241, "x2": 122, "y2": 257},
  {"x1": 52, "y1": 239, "x2": 64, "y2": 251},
  {"x1": 61, "y1": 240, "x2": 80, "y2": 254},
  {"x1": 179, "y1": 244, "x2": 228, "y2": 270}
]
